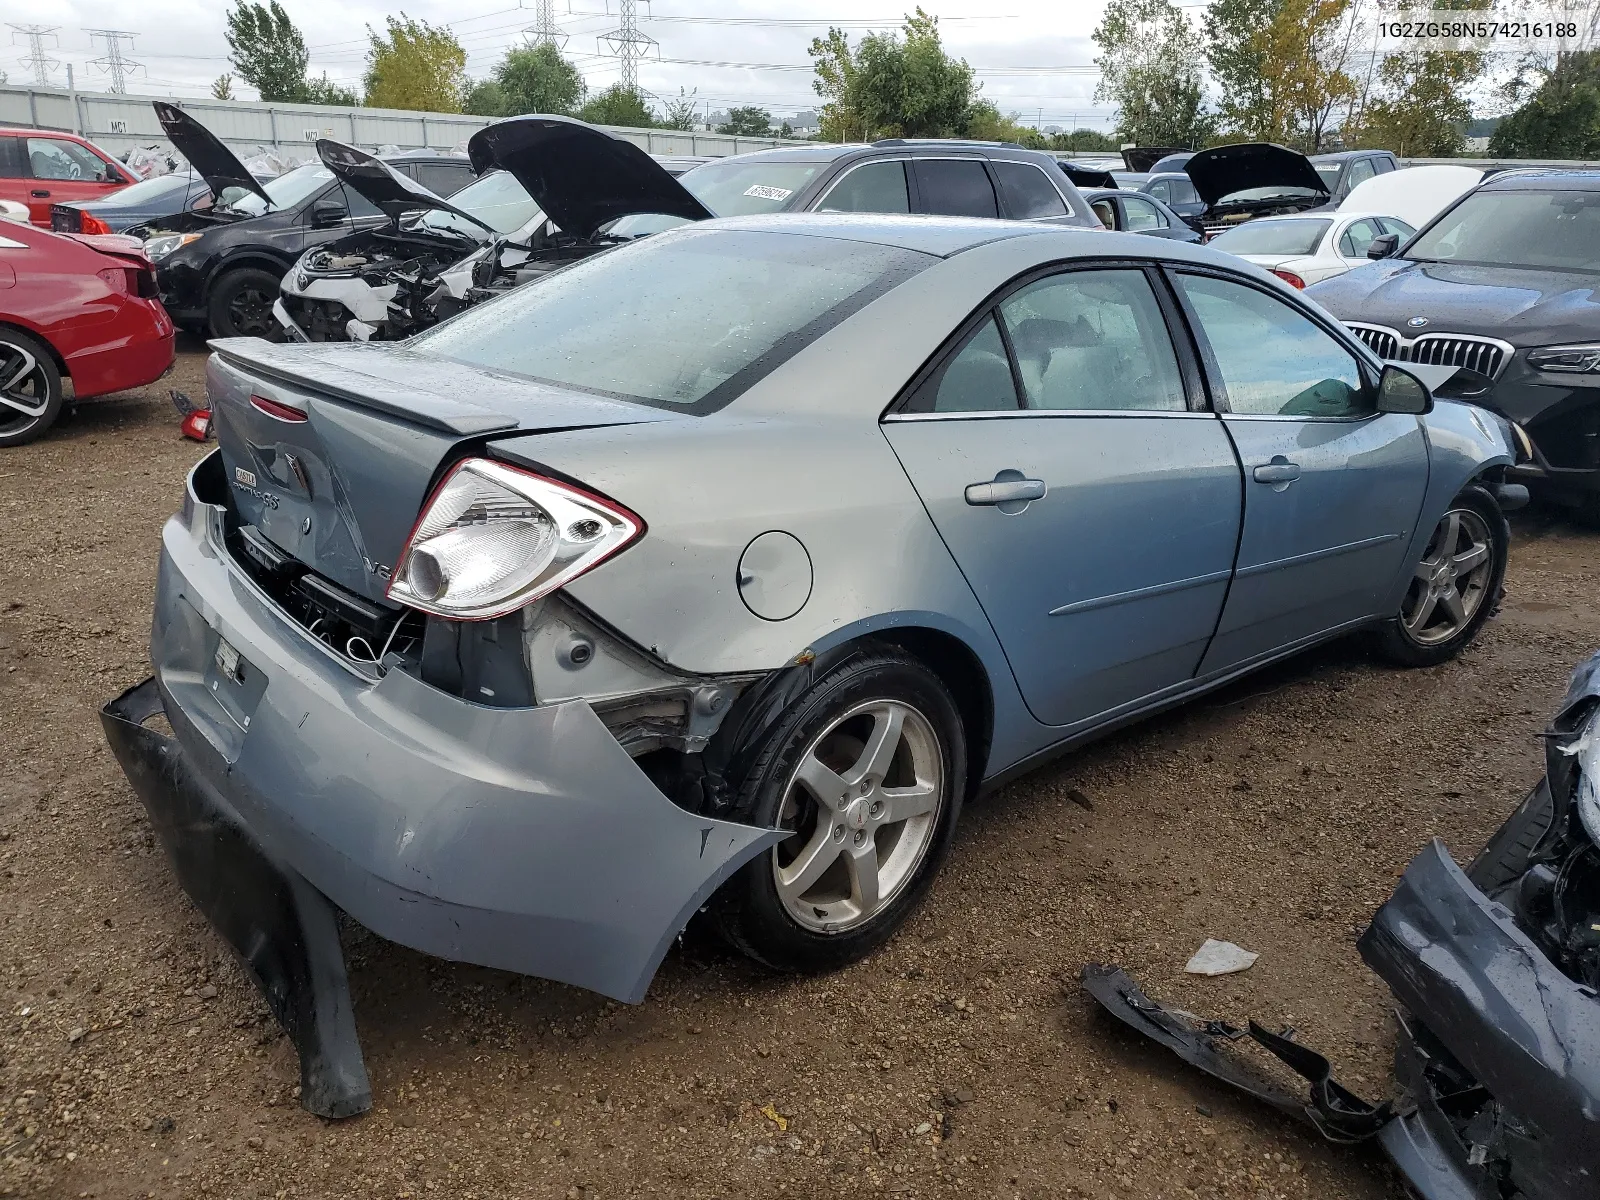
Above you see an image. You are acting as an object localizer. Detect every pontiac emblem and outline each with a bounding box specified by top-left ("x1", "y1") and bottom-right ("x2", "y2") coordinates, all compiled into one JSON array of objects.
[{"x1": 1407, "y1": 315, "x2": 1429, "y2": 328}]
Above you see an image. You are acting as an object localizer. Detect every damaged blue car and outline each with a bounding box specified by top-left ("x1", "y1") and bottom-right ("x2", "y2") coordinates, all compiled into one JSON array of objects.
[{"x1": 102, "y1": 214, "x2": 1524, "y2": 1117}]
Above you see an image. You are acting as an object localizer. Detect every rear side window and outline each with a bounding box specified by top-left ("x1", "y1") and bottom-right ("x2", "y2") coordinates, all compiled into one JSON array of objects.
[
  {"x1": 413, "y1": 227, "x2": 933, "y2": 414},
  {"x1": 0, "y1": 137, "x2": 24, "y2": 178},
  {"x1": 816, "y1": 160, "x2": 910, "y2": 214},
  {"x1": 929, "y1": 315, "x2": 1018, "y2": 411},
  {"x1": 915, "y1": 159, "x2": 997, "y2": 218},
  {"x1": 991, "y1": 161, "x2": 1066, "y2": 219},
  {"x1": 412, "y1": 162, "x2": 474, "y2": 197}
]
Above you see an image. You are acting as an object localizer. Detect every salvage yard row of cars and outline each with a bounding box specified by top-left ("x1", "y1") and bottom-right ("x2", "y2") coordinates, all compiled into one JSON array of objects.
[{"x1": 2, "y1": 101, "x2": 1600, "y2": 1196}]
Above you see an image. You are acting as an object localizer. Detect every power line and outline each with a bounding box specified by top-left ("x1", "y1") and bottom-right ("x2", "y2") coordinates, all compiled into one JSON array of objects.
[
  {"x1": 8, "y1": 24, "x2": 60, "y2": 86},
  {"x1": 525, "y1": 0, "x2": 569, "y2": 48},
  {"x1": 86, "y1": 29, "x2": 143, "y2": 94},
  {"x1": 598, "y1": 0, "x2": 657, "y2": 92}
]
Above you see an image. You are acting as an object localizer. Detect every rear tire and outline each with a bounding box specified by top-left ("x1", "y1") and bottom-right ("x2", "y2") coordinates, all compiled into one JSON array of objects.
[
  {"x1": 0, "y1": 327, "x2": 64, "y2": 447},
  {"x1": 711, "y1": 646, "x2": 966, "y2": 974},
  {"x1": 1376, "y1": 485, "x2": 1507, "y2": 668},
  {"x1": 207, "y1": 267, "x2": 283, "y2": 339}
]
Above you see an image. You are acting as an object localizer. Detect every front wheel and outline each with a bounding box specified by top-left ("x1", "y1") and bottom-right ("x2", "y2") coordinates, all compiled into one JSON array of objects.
[
  {"x1": 1377, "y1": 485, "x2": 1508, "y2": 667},
  {"x1": 0, "y1": 327, "x2": 64, "y2": 447},
  {"x1": 712, "y1": 647, "x2": 966, "y2": 974},
  {"x1": 207, "y1": 267, "x2": 283, "y2": 339}
]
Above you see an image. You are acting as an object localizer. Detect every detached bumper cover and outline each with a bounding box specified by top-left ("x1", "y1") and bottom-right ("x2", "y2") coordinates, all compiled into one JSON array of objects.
[{"x1": 103, "y1": 459, "x2": 781, "y2": 1111}]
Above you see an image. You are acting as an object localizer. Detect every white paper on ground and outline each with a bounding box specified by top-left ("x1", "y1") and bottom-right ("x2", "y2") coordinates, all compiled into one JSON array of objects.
[{"x1": 1184, "y1": 939, "x2": 1259, "y2": 976}]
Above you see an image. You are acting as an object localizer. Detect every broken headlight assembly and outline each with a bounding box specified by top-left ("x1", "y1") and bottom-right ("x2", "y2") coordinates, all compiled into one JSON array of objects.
[
  {"x1": 389, "y1": 458, "x2": 643, "y2": 620},
  {"x1": 1528, "y1": 343, "x2": 1600, "y2": 374}
]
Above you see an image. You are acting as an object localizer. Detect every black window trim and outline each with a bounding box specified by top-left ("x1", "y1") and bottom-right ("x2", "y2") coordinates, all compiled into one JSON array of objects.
[
  {"x1": 1162, "y1": 262, "x2": 1384, "y2": 423},
  {"x1": 808, "y1": 155, "x2": 918, "y2": 214},
  {"x1": 986, "y1": 156, "x2": 1073, "y2": 221},
  {"x1": 885, "y1": 256, "x2": 1213, "y2": 421}
]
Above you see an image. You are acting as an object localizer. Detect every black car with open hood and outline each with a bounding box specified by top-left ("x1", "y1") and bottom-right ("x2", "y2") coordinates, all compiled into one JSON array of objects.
[
  {"x1": 132, "y1": 103, "x2": 476, "y2": 338},
  {"x1": 277, "y1": 116, "x2": 714, "y2": 343},
  {"x1": 1184, "y1": 142, "x2": 1330, "y2": 232}
]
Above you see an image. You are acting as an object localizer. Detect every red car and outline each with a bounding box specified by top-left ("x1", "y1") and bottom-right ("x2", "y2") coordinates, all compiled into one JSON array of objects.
[
  {"x1": 0, "y1": 127, "x2": 135, "y2": 226},
  {"x1": 0, "y1": 219, "x2": 175, "y2": 446}
]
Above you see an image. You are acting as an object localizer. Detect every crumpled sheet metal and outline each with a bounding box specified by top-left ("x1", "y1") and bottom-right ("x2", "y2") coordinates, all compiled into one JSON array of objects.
[
  {"x1": 1359, "y1": 838, "x2": 1600, "y2": 1194},
  {"x1": 1079, "y1": 964, "x2": 1392, "y2": 1143},
  {"x1": 100, "y1": 679, "x2": 371, "y2": 1119}
]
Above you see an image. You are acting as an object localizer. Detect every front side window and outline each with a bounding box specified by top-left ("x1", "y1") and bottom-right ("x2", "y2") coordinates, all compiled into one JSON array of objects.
[
  {"x1": 413, "y1": 227, "x2": 932, "y2": 414},
  {"x1": 991, "y1": 161, "x2": 1067, "y2": 219},
  {"x1": 1338, "y1": 217, "x2": 1382, "y2": 258},
  {"x1": 1177, "y1": 273, "x2": 1367, "y2": 417},
  {"x1": 915, "y1": 159, "x2": 997, "y2": 218},
  {"x1": 1404, "y1": 188, "x2": 1600, "y2": 272},
  {"x1": 1379, "y1": 216, "x2": 1415, "y2": 240},
  {"x1": 1346, "y1": 156, "x2": 1378, "y2": 189},
  {"x1": 225, "y1": 164, "x2": 332, "y2": 215},
  {"x1": 1146, "y1": 180, "x2": 1171, "y2": 204},
  {"x1": 816, "y1": 160, "x2": 909, "y2": 214},
  {"x1": 27, "y1": 137, "x2": 114, "y2": 182},
  {"x1": 1121, "y1": 196, "x2": 1165, "y2": 231},
  {"x1": 999, "y1": 269, "x2": 1186, "y2": 412}
]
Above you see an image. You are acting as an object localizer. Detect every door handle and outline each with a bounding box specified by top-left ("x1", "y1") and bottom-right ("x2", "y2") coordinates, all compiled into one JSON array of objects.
[
  {"x1": 965, "y1": 478, "x2": 1047, "y2": 506},
  {"x1": 29, "y1": 189, "x2": 49, "y2": 198},
  {"x1": 1252, "y1": 458, "x2": 1301, "y2": 486}
]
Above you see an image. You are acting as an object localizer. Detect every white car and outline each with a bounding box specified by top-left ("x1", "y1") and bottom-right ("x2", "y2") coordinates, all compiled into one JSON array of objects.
[{"x1": 1205, "y1": 210, "x2": 1417, "y2": 289}]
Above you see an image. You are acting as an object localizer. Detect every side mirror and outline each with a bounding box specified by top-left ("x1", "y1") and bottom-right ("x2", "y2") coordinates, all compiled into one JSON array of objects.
[
  {"x1": 1377, "y1": 364, "x2": 1432, "y2": 415},
  {"x1": 311, "y1": 200, "x2": 347, "y2": 228},
  {"x1": 1367, "y1": 232, "x2": 1400, "y2": 259}
]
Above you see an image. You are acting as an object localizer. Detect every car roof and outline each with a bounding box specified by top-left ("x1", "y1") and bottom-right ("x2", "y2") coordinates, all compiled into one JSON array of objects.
[
  {"x1": 711, "y1": 140, "x2": 1062, "y2": 167},
  {"x1": 698, "y1": 211, "x2": 1075, "y2": 257},
  {"x1": 1310, "y1": 150, "x2": 1389, "y2": 162},
  {"x1": 1478, "y1": 169, "x2": 1600, "y2": 191}
]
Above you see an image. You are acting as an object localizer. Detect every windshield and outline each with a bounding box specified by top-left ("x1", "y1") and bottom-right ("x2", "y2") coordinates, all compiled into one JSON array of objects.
[
  {"x1": 1314, "y1": 162, "x2": 1344, "y2": 186},
  {"x1": 412, "y1": 227, "x2": 931, "y2": 414},
  {"x1": 606, "y1": 159, "x2": 823, "y2": 237},
  {"x1": 225, "y1": 164, "x2": 331, "y2": 215},
  {"x1": 1405, "y1": 188, "x2": 1600, "y2": 272},
  {"x1": 95, "y1": 172, "x2": 189, "y2": 207},
  {"x1": 1210, "y1": 218, "x2": 1330, "y2": 256},
  {"x1": 419, "y1": 169, "x2": 542, "y2": 237}
]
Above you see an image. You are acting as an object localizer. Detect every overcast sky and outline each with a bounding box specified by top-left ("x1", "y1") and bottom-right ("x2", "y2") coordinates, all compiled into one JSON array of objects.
[{"x1": 3, "y1": 0, "x2": 1128, "y2": 129}]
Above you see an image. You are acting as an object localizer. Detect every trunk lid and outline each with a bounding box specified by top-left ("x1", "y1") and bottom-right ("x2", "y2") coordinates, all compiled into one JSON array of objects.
[
  {"x1": 467, "y1": 115, "x2": 713, "y2": 241},
  {"x1": 153, "y1": 101, "x2": 274, "y2": 209},
  {"x1": 207, "y1": 338, "x2": 681, "y2": 603}
]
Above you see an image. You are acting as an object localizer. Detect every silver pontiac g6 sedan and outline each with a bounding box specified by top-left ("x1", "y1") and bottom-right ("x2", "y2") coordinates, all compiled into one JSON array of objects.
[{"x1": 103, "y1": 213, "x2": 1519, "y2": 1115}]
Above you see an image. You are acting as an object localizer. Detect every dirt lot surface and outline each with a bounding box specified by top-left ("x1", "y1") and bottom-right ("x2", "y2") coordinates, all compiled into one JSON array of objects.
[{"x1": 2, "y1": 343, "x2": 1597, "y2": 1200}]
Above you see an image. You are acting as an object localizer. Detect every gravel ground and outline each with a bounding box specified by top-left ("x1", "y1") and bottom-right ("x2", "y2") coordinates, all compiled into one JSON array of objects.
[{"x1": 2, "y1": 343, "x2": 1598, "y2": 1200}]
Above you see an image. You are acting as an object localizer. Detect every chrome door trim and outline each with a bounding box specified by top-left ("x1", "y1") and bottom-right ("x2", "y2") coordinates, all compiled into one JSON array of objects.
[{"x1": 884, "y1": 408, "x2": 1217, "y2": 422}]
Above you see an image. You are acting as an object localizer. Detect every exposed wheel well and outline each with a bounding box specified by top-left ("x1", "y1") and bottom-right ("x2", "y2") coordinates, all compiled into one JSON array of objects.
[
  {"x1": 0, "y1": 320, "x2": 68, "y2": 380},
  {"x1": 207, "y1": 256, "x2": 290, "y2": 289},
  {"x1": 869, "y1": 627, "x2": 994, "y2": 797}
]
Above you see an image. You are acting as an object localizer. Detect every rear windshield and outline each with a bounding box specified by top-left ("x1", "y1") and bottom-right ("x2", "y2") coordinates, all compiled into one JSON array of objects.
[
  {"x1": 1209, "y1": 218, "x2": 1330, "y2": 256},
  {"x1": 411, "y1": 226, "x2": 931, "y2": 414},
  {"x1": 93, "y1": 172, "x2": 189, "y2": 207},
  {"x1": 1405, "y1": 188, "x2": 1600, "y2": 272}
]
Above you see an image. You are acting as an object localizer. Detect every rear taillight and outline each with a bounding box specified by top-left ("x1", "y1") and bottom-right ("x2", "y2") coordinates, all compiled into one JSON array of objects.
[
  {"x1": 179, "y1": 409, "x2": 212, "y2": 441},
  {"x1": 249, "y1": 394, "x2": 309, "y2": 422},
  {"x1": 79, "y1": 212, "x2": 112, "y2": 235},
  {"x1": 1271, "y1": 269, "x2": 1306, "y2": 289},
  {"x1": 135, "y1": 266, "x2": 158, "y2": 298},
  {"x1": 389, "y1": 457, "x2": 644, "y2": 621}
]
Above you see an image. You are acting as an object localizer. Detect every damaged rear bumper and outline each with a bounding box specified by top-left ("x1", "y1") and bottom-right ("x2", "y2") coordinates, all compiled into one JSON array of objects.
[{"x1": 102, "y1": 467, "x2": 781, "y2": 1113}]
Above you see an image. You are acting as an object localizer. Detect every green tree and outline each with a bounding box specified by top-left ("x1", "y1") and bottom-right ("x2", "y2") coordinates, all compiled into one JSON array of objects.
[
  {"x1": 304, "y1": 73, "x2": 359, "y2": 106},
  {"x1": 1254, "y1": 0, "x2": 1359, "y2": 150},
  {"x1": 1093, "y1": 0, "x2": 1212, "y2": 148},
  {"x1": 578, "y1": 84, "x2": 655, "y2": 129},
  {"x1": 495, "y1": 43, "x2": 585, "y2": 116},
  {"x1": 225, "y1": 0, "x2": 309, "y2": 103},
  {"x1": 1206, "y1": 0, "x2": 1283, "y2": 138},
  {"x1": 363, "y1": 15, "x2": 468, "y2": 112},
  {"x1": 963, "y1": 100, "x2": 1047, "y2": 146},
  {"x1": 1348, "y1": 43, "x2": 1481, "y2": 155},
  {"x1": 1052, "y1": 128, "x2": 1117, "y2": 151},
  {"x1": 463, "y1": 79, "x2": 510, "y2": 117},
  {"x1": 1490, "y1": 50, "x2": 1600, "y2": 157},
  {"x1": 717, "y1": 106, "x2": 774, "y2": 136},
  {"x1": 807, "y1": 9, "x2": 975, "y2": 140},
  {"x1": 657, "y1": 87, "x2": 699, "y2": 131},
  {"x1": 211, "y1": 74, "x2": 235, "y2": 100}
]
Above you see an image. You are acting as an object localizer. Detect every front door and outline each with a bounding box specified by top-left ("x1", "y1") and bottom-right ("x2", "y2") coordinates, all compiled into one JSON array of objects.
[
  {"x1": 883, "y1": 265, "x2": 1243, "y2": 729},
  {"x1": 1170, "y1": 270, "x2": 1430, "y2": 674},
  {"x1": 23, "y1": 136, "x2": 126, "y2": 225}
]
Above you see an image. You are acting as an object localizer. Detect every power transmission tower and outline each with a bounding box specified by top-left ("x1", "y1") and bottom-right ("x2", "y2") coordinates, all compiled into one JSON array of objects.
[
  {"x1": 524, "y1": 0, "x2": 568, "y2": 49},
  {"x1": 86, "y1": 29, "x2": 143, "y2": 94},
  {"x1": 598, "y1": 0, "x2": 656, "y2": 93},
  {"x1": 8, "y1": 25, "x2": 60, "y2": 87}
]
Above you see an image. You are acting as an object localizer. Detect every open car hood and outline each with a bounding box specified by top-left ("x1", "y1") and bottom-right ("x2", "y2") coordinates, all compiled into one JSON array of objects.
[
  {"x1": 1185, "y1": 142, "x2": 1329, "y2": 207},
  {"x1": 1121, "y1": 146, "x2": 1187, "y2": 174},
  {"x1": 317, "y1": 140, "x2": 494, "y2": 235},
  {"x1": 1060, "y1": 163, "x2": 1118, "y2": 189},
  {"x1": 153, "y1": 101, "x2": 273, "y2": 209},
  {"x1": 467, "y1": 115, "x2": 713, "y2": 242}
]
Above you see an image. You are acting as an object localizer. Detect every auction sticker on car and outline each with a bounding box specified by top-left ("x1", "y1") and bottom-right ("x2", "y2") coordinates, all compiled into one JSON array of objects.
[{"x1": 743, "y1": 185, "x2": 794, "y2": 201}]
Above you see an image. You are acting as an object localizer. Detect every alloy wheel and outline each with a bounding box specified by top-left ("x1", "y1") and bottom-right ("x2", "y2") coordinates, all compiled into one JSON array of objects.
[
  {"x1": 228, "y1": 285, "x2": 277, "y2": 338},
  {"x1": 772, "y1": 699, "x2": 944, "y2": 932},
  {"x1": 1401, "y1": 507, "x2": 1495, "y2": 646},
  {"x1": 0, "y1": 340, "x2": 51, "y2": 435}
]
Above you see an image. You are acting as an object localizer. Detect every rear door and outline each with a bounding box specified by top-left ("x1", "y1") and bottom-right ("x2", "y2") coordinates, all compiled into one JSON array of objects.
[
  {"x1": 1169, "y1": 268, "x2": 1429, "y2": 673},
  {"x1": 882, "y1": 262, "x2": 1243, "y2": 729},
  {"x1": 910, "y1": 158, "x2": 999, "y2": 219},
  {"x1": 990, "y1": 159, "x2": 1075, "y2": 225},
  {"x1": 23, "y1": 135, "x2": 126, "y2": 224}
]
